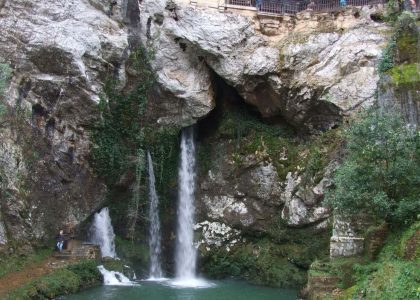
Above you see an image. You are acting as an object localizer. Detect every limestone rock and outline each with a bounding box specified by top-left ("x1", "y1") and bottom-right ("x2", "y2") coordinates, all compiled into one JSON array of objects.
[
  {"x1": 198, "y1": 139, "x2": 333, "y2": 230},
  {"x1": 0, "y1": 0, "x2": 128, "y2": 243},
  {"x1": 194, "y1": 221, "x2": 241, "y2": 251},
  {"x1": 280, "y1": 172, "x2": 331, "y2": 227},
  {"x1": 139, "y1": 0, "x2": 388, "y2": 130},
  {"x1": 198, "y1": 150, "x2": 285, "y2": 231}
]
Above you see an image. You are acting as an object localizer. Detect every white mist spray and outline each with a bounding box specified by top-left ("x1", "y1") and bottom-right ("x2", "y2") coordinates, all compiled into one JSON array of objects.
[{"x1": 90, "y1": 207, "x2": 116, "y2": 258}]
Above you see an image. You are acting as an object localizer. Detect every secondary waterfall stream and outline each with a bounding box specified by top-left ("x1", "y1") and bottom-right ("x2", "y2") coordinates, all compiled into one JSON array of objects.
[
  {"x1": 147, "y1": 151, "x2": 163, "y2": 279},
  {"x1": 174, "y1": 127, "x2": 200, "y2": 285},
  {"x1": 90, "y1": 207, "x2": 116, "y2": 258}
]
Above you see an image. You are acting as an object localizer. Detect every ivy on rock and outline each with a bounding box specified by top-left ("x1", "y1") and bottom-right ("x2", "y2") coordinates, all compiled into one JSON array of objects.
[{"x1": 90, "y1": 46, "x2": 180, "y2": 241}]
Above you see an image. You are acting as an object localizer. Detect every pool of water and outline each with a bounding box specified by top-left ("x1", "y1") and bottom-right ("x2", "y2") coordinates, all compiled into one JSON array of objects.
[{"x1": 65, "y1": 279, "x2": 298, "y2": 300}]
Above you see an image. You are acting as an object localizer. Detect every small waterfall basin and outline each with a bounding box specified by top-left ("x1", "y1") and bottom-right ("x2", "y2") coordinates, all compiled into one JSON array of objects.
[{"x1": 65, "y1": 279, "x2": 297, "y2": 300}]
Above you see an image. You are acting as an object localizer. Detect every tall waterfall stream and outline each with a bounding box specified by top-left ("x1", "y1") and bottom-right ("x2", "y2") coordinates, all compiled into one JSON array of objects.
[{"x1": 147, "y1": 151, "x2": 163, "y2": 279}]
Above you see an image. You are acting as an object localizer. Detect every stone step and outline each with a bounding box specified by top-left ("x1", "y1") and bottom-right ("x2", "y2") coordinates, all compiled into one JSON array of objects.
[{"x1": 53, "y1": 240, "x2": 100, "y2": 260}]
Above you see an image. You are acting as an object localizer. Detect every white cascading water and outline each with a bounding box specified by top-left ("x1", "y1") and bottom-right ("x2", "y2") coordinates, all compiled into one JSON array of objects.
[
  {"x1": 173, "y1": 127, "x2": 211, "y2": 288},
  {"x1": 90, "y1": 207, "x2": 116, "y2": 258},
  {"x1": 147, "y1": 151, "x2": 163, "y2": 279},
  {"x1": 97, "y1": 265, "x2": 137, "y2": 286},
  {"x1": 175, "y1": 127, "x2": 197, "y2": 280}
]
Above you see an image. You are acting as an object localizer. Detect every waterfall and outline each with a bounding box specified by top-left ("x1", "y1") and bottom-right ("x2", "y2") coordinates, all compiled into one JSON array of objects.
[
  {"x1": 90, "y1": 207, "x2": 116, "y2": 258},
  {"x1": 97, "y1": 265, "x2": 137, "y2": 286},
  {"x1": 175, "y1": 127, "x2": 197, "y2": 280},
  {"x1": 147, "y1": 151, "x2": 163, "y2": 279}
]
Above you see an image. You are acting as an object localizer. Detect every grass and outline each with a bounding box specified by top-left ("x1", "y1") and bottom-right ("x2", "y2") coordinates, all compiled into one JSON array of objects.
[
  {"x1": 0, "y1": 248, "x2": 53, "y2": 278},
  {"x1": 307, "y1": 221, "x2": 420, "y2": 299},
  {"x1": 4, "y1": 259, "x2": 101, "y2": 300}
]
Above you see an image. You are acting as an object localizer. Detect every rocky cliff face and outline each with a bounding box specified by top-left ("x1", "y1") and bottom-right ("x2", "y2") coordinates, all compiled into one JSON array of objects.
[
  {"x1": 133, "y1": 2, "x2": 391, "y2": 285},
  {"x1": 0, "y1": 0, "x2": 130, "y2": 245},
  {"x1": 0, "y1": 0, "x2": 390, "y2": 273},
  {"x1": 378, "y1": 12, "x2": 419, "y2": 126},
  {"x1": 139, "y1": 0, "x2": 388, "y2": 131},
  {"x1": 135, "y1": 0, "x2": 389, "y2": 257}
]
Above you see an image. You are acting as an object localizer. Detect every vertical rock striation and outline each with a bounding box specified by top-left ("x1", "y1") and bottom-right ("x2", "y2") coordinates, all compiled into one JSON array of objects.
[{"x1": 0, "y1": 0, "x2": 129, "y2": 245}]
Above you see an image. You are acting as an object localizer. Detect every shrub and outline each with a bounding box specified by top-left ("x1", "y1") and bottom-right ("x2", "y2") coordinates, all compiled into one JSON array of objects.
[
  {"x1": 378, "y1": 11, "x2": 417, "y2": 74},
  {"x1": 91, "y1": 46, "x2": 180, "y2": 239},
  {"x1": 324, "y1": 108, "x2": 419, "y2": 224}
]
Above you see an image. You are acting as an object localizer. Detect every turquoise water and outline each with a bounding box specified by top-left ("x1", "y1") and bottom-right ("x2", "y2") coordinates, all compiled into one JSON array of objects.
[{"x1": 66, "y1": 280, "x2": 297, "y2": 300}]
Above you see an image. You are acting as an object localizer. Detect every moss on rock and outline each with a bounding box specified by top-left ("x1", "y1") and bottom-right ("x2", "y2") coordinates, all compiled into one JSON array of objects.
[
  {"x1": 4, "y1": 259, "x2": 101, "y2": 300},
  {"x1": 388, "y1": 63, "x2": 420, "y2": 86},
  {"x1": 201, "y1": 222, "x2": 331, "y2": 288},
  {"x1": 306, "y1": 222, "x2": 420, "y2": 299}
]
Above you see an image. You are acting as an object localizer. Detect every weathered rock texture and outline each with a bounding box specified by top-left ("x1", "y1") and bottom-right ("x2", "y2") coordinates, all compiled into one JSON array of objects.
[
  {"x1": 196, "y1": 140, "x2": 334, "y2": 238},
  {"x1": 0, "y1": 0, "x2": 389, "y2": 253},
  {"x1": 0, "y1": 0, "x2": 130, "y2": 244},
  {"x1": 139, "y1": 0, "x2": 388, "y2": 130},
  {"x1": 378, "y1": 14, "x2": 420, "y2": 127}
]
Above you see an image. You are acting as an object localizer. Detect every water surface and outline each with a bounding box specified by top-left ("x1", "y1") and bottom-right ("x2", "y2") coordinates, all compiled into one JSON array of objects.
[{"x1": 66, "y1": 280, "x2": 297, "y2": 300}]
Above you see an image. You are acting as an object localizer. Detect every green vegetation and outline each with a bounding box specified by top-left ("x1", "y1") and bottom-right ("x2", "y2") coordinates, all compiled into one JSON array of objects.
[
  {"x1": 378, "y1": 39, "x2": 396, "y2": 74},
  {"x1": 309, "y1": 257, "x2": 367, "y2": 289},
  {"x1": 306, "y1": 222, "x2": 419, "y2": 299},
  {"x1": 213, "y1": 107, "x2": 342, "y2": 183},
  {"x1": 202, "y1": 241, "x2": 307, "y2": 288},
  {"x1": 0, "y1": 248, "x2": 52, "y2": 279},
  {"x1": 324, "y1": 108, "x2": 419, "y2": 225},
  {"x1": 4, "y1": 259, "x2": 101, "y2": 300},
  {"x1": 91, "y1": 46, "x2": 180, "y2": 241},
  {"x1": 202, "y1": 224, "x2": 330, "y2": 288},
  {"x1": 0, "y1": 63, "x2": 11, "y2": 121},
  {"x1": 342, "y1": 222, "x2": 420, "y2": 299},
  {"x1": 91, "y1": 46, "x2": 154, "y2": 183},
  {"x1": 378, "y1": 11, "x2": 418, "y2": 74},
  {"x1": 388, "y1": 63, "x2": 420, "y2": 85},
  {"x1": 115, "y1": 236, "x2": 149, "y2": 272}
]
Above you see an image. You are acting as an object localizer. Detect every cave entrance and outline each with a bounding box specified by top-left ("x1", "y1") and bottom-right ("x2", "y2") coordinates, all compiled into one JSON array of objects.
[{"x1": 197, "y1": 71, "x2": 294, "y2": 142}]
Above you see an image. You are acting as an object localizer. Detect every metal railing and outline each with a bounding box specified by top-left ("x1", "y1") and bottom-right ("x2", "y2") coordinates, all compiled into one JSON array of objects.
[
  {"x1": 258, "y1": 0, "x2": 304, "y2": 14},
  {"x1": 310, "y1": 0, "x2": 385, "y2": 12},
  {"x1": 225, "y1": 0, "x2": 387, "y2": 14},
  {"x1": 226, "y1": 0, "x2": 256, "y2": 7}
]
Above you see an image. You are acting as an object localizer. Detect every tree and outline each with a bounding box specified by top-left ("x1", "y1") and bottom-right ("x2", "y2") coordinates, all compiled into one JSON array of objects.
[{"x1": 325, "y1": 108, "x2": 420, "y2": 224}]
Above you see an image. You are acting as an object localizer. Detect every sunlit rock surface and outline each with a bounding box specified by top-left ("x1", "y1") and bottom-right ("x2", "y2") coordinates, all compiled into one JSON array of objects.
[
  {"x1": 139, "y1": 0, "x2": 388, "y2": 130},
  {"x1": 0, "y1": 0, "x2": 128, "y2": 243}
]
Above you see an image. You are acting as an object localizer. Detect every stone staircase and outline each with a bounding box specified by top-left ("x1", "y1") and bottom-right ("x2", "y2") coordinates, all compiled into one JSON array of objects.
[
  {"x1": 53, "y1": 240, "x2": 100, "y2": 260},
  {"x1": 365, "y1": 224, "x2": 389, "y2": 259},
  {"x1": 306, "y1": 274, "x2": 341, "y2": 300}
]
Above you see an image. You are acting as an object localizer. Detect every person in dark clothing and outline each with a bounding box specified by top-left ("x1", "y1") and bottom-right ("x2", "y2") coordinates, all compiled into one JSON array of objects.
[
  {"x1": 56, "y1": 230, "x2": 64, "y2": 252},
  {"x1": 256, "y1": 0, "x2": 262, "y2": 10}
]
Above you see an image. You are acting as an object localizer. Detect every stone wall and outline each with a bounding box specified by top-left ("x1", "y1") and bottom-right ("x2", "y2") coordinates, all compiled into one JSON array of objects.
[{"x1": 329, "y1": 215, "x2": 370, "y2": 258}]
